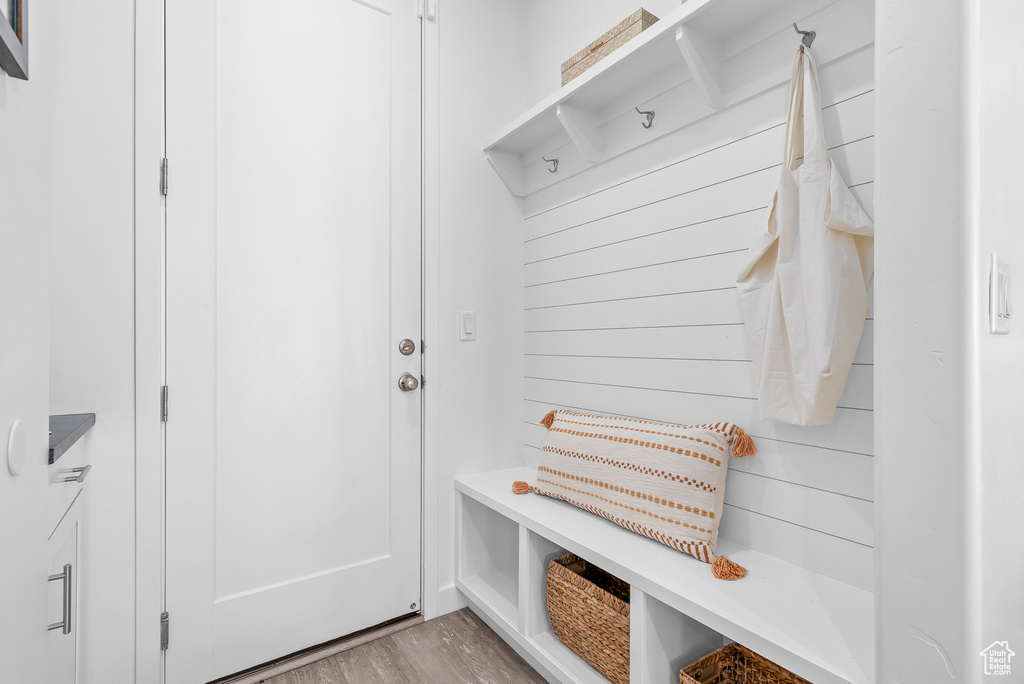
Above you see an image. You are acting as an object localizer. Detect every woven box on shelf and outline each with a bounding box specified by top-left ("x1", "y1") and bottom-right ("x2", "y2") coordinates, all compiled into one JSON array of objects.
[
  {"x1": 547, "y1": 553, "x2": 630, "y2": 684},
  {"x1": 560, "y1": 8, "x2": 659, "y2": 86},
  {"x1": 680, "y1": 643, "x2": 811, "y2": 684}
]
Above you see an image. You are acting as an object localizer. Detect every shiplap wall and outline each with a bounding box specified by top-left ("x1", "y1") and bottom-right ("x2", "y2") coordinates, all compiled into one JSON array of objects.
[{"x1": 521, "y1": 45, "x2": 875, "y2": 592}]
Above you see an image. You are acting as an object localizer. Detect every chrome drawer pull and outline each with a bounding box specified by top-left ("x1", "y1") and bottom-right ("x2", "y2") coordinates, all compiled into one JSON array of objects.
[{"x1": 47, "y1": 564, "x2": 72, "y2": 635}]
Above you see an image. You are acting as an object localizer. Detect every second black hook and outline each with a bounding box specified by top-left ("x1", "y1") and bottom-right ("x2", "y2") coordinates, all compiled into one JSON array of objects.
[{"x1": 635, "y1": 106, "x2": 655, "y2": 129}]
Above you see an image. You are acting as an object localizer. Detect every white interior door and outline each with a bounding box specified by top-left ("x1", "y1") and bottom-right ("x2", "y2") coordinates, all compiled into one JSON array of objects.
[{"x1": 164, "y1": 1, "x2": 422, "y2": 681}]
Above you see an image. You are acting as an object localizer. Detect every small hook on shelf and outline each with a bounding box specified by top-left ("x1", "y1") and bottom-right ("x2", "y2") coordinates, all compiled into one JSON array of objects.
[
  {"x1": 635, "y1": 106, "x2": 655, "y2": 129},
  {"x1": 792, "y1": 22, "x2": 815, "y2": 48},
  {"x1": 542, "y1": 156, "x2": 559, "y2": 173}
]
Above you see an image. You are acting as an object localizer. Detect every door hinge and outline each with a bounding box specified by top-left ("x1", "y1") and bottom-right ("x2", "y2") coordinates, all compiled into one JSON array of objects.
[
  {"x1": 161, "y1": 386, "x2": 169, "y2": 422},
  {"x1": 421, "y1": 339, "x2": 425, "y2": 353},
  {"x1": 417, "y1": 0, "x2": 436, "y2": 22},
  {"x1": 160, "y1": 612, "x2": 169, "y2": 650},
  {"x1": 160, "y1": 158, "x2": 169, "y2": 196},
  {"x1": 420, "y1": 375, "x2": 426, "y2": 389}
]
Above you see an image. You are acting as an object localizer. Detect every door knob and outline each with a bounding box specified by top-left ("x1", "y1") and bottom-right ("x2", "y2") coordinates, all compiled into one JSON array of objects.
[{"x1": 398, "y1": 373, "x2": 419, "y2": 392}]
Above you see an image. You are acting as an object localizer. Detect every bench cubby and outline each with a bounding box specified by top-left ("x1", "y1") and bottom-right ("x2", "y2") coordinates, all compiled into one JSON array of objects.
[{"x1": 455, "y1": 467, "x2": 873, "y2": 684}]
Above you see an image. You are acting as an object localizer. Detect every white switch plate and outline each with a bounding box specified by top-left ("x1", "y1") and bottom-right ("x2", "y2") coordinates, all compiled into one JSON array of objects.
[
  {"x1": 460, "y1": 311, "x2": 477, "y2": 341},
  {"x1": 989, "y1": 253, "x2": 1012, "y2": 334}
]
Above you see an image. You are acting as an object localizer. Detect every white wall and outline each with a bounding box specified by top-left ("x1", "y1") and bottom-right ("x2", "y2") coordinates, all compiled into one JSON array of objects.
[
  {"x1": 976, "y1": 0, "x2": 1024, "y2": 666},
  {"x1": 512, "y1": 2, "x2": 1024, "y2": 682},
  {"x1": 429, "y1": 0, "x2": 527, "y2": 612},
  {"x1": 520, "y1": 44, "x2": 876, "y2": 590},
  {"x1": 876, "y1": 3, "x2": 1024, "y2": 680},
  {"x1": 522, "y1": 0, "x2": 684, "y2": 106},
  {"x1": 511, "y1": 0, "x2": 876, "y2": 592},
  {"x1": 0, "y1": 5, "x2": 54, "y2": 683},
  {"x1": 875, "y1": 1, "x2": 975, "y2": 682},
  {"x1": 47, "y1": 1, "x2": 136, "y2": 682}
]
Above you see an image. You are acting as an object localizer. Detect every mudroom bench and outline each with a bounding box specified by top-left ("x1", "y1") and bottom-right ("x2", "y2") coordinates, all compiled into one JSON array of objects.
[{"x1": 455, "y1": 467, "x2": 873, "y2": 684}]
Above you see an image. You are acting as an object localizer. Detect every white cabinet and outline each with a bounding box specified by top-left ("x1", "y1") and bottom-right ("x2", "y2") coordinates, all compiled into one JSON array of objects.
[
  {"x1": 47, "y1": 493, "x2": 82, "y2": 684},
  {"x1": 46, "y1": 413, "x2": 94, "y2": 684}
]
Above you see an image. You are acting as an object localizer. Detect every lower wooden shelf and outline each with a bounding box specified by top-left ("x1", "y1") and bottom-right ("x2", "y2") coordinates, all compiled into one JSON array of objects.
[
  {"x1": 457, "y1": 576, "x2": 609, "y2": 684},
  {"x1": 460, "y1": 565, "x2": 518, "y2": 629},
  {"x1": 455, "y1": 467, "x2": 874, "y2": 684}
]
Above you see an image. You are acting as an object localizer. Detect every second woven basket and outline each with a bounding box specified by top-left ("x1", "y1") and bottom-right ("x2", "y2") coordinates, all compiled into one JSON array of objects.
[
  {"x1": 680, "y1": 642, "x2": 812, "y2": 684},
  {"x1": 547, "y1": 553, "x2": 630, "y2": 684}
]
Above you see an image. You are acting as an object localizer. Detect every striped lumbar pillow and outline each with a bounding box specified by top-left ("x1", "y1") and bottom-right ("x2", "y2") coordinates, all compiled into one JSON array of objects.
[{"x1": 514, "y1": 409, "x2": 756, "y2": 580}]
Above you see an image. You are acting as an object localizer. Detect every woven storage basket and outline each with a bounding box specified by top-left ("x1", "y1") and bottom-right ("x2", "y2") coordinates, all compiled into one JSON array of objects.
[
  {"x1": 680, "y1": 642, "x2": 811, "y2": 684},
  {"x1": 547, "y1": 553, "x2": 630, "y2": 684}
]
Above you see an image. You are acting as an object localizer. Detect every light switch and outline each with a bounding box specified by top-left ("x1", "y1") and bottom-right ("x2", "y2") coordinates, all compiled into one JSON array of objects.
[
  {"x1": 460, "y1": 311, "x2": 477, "y2": 341},
  {"x1": 989, "y1": 253, "x2": 1012, "y2": 334}
]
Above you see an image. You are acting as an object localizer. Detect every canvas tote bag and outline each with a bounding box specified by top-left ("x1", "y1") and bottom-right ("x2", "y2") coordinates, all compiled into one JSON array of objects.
[{"x1": 736, "y1": 47, "x2": 873, "y2": 426}]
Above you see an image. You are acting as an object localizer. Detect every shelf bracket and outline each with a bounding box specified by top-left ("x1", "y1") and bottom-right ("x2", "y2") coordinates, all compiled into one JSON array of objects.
[
  {"x1": 483, "y1": 148, "x2": 526, "y2": 197},
  {"x1": 555, "y1": 103, "x2": 603, "y2": 164},
  {"x1": 675, "y1": 24, "x2": 723, "y2": 110}
]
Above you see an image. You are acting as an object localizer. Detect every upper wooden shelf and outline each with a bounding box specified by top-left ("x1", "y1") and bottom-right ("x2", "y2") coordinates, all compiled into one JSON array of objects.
[{"x1": 484, "y1": 0, "x2": 873, "y2": 197}]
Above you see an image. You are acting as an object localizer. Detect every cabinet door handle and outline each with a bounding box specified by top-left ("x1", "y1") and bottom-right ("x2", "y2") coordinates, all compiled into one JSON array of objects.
[
  {"x1": 47, "y1": 564, "x2": 72, "y2": 635},
  {"x1": 64, "y1": 465, "x2": 92, "y2": 483}
]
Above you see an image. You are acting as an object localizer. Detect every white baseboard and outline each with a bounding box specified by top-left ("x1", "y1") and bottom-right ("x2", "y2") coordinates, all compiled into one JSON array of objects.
[{"x1": 432, "y1": 582, "x2": 468, "y2": 619}]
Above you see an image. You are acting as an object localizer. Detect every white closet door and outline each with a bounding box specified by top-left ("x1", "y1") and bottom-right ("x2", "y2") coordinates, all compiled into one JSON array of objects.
[{"x1": 164, "y1": 1, "x2": 422, "y2": 681}]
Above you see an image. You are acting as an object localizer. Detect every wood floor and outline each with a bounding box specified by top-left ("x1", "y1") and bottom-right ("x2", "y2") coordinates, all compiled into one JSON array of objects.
[{"x1": 260, "y1": 609, "x2": 548, "y2": 684}]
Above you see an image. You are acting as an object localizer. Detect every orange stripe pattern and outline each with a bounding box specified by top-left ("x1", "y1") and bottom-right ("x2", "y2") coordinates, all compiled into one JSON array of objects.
[
  {"x1": 541, "y1": 446, "x2": 716, "y2": 492},
  {"x1": 548, "y1": 426, "x2": 724, "y2": 467},
  {"x1": 535, "y1": 408, "x2": 741, "y2": 566},
  {"x1": 555, "y1": 415, "x2": 728, "y2": 452},
  {"x1": 533, "y1": 489, "x2": 712, "y2": 563},
  {"x1": 537, "y1": 477, "x2": 713, "y2": 534},
  {"x1": 538, "y1": 466, "x2": 715, "y2": 518}
]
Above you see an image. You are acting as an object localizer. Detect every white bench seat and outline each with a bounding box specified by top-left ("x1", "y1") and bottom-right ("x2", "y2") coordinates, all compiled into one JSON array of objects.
[{"x1": 455, "y1": 466, "x2": 873, "y2": 684}]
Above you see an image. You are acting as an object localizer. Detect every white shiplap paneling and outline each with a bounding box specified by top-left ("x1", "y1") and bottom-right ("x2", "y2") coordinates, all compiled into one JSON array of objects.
[{"x1": 521, "y1": 48, "x2": 875, "y2": 591}]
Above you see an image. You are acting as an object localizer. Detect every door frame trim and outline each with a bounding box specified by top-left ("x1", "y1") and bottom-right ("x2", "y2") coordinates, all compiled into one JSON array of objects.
[
  {"x1": 133, "y1": 2, "x2": 440, "y2": 680},
  {"x1": 418, "y1": 4, "x2": 467, "y2": 622},
  {"x1": 133, "y1": 0, "x2": 166, "y2": 681},
  {"x1": 421, "y1": 2, "x2": 440, "y2": 622}
]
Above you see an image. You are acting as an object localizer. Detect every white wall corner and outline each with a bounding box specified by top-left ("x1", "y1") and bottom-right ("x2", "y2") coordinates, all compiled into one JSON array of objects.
[{"x1": 875, "y1": 1, "x2": 979, "y2": 681}]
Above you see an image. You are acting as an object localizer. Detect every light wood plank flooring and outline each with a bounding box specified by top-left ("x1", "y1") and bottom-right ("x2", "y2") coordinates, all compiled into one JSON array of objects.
[{"x1": 260, "y1": 609, "x2": 547, "y2": 684}]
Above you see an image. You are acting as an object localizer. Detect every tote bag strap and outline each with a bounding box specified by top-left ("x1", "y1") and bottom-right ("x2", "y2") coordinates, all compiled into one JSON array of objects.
[{"x1": 783, "y1": 46, "x2": 827, "y2": 170}]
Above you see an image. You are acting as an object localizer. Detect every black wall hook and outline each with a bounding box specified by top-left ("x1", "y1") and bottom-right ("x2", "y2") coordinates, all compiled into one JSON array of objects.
[
  {"x1": 635, "y1": 106, "x2": 655, "y2": 129},
  {"x1": 542, "y1": 156, "x2": 559, "y2": 173},
  {"x1": 792, "y1": 22, "x2": 815, "y2": 48}
]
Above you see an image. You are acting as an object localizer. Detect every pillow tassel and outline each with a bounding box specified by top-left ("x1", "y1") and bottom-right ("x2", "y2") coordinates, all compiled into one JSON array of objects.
[
  {"x1": 711, "y1": 555, "x2": 747, "y2": 580},
  {"x1": 540, "y1": 410, "x2": 556, "y2": 430},
  {"x1": 732, "y1": 427, "x2": 757, "y2": 457},
  {"x1": 512, "y1": 481, "x2": 534, "y2": 495}
]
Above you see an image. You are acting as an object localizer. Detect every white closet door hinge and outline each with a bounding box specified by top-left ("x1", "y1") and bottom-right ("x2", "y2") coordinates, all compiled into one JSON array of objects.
[
  {"x1": 417, "y1": 0, "x2": 436, "y2": 22},
  {"x1": 160, "y1": 158, "x2": 169, "y2": 196}
]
